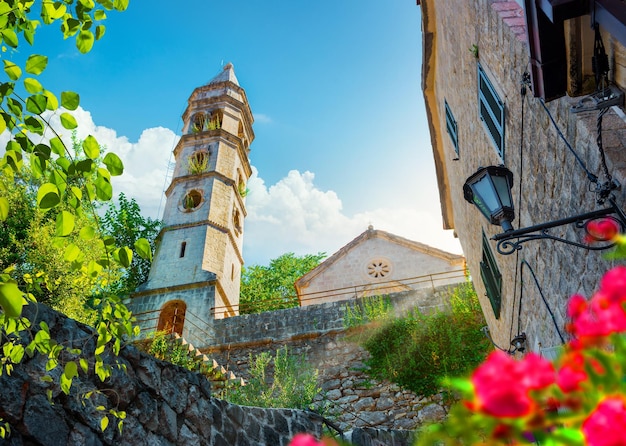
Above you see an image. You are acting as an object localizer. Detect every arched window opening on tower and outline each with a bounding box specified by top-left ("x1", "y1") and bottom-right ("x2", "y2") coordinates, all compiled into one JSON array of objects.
[
  {"x1": 179, "y1": 241, "x2": 187, "y2": 258},
  {"x1": 233, "y1": 208, "x2": 242, "y2": 232},
  {"x1": 206, "y1": 110, "x2": 223, "y2": 130},
  {"x1": 157, "y1": 300, "x2": 187, "y2": 336},
  {"x1": 237, "y1": 172, "x2": 248, "y2": 198},
  {"x1": 188, "y1": 151, "x2": 209, "y2": 174},
  {"x1": 191, "y1": 113, "x2": 206, "y2": 133},
  {"x1": 238, "y1": 121, "x2": 245, "y2": 139},
  {"x1": 182, "y1": 190, "x2": 203, "y2": 211}
]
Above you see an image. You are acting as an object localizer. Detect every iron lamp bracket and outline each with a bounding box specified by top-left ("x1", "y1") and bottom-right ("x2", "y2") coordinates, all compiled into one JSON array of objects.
[{"x1": 491, "y1": 198, "x2": 626, "y2": 255}]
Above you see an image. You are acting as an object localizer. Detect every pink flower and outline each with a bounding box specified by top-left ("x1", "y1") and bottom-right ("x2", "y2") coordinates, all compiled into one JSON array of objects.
[
  {"x1": 289, "y1": 434, "x2": 323, "y2": 446},
  {"x1": 599, "y1": 266, "x2": 626, "y2": 302},
  {"x1": 471, "y1": 351, "x2": 555, "y2": 417},
  {"x1": 567, "y1": 267, "x2": 626, "y2": 342},
  {"x1": 583, "y1": 397, "x2": 626, "y2": 446}
]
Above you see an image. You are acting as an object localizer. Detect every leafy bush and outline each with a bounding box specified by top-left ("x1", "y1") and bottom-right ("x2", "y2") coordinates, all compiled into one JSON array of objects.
[
  {"x1": 362, "y1": 281, "x2": 490, "y2": 397},
  {"x1": 223, "y1": 346, "x2": 320, "y2": 410}
]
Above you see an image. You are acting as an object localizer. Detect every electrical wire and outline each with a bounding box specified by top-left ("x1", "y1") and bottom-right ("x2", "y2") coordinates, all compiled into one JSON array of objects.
[{"x1": 520, "y1": 260, "x2": 566, "y2": 344}]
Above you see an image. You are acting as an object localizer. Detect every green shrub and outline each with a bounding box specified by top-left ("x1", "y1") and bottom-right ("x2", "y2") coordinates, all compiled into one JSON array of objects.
[
  {"x1": 223, "y1": 346, "x2": 320, "y2": 410},
  {"x1": 362, "y1": 281, "x2": 490, "y2": 397}
]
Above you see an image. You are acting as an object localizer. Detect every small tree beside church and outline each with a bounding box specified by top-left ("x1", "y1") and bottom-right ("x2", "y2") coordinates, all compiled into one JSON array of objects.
[{"x1": 239, "y1": 252, "x2": 326, "y2": 314}]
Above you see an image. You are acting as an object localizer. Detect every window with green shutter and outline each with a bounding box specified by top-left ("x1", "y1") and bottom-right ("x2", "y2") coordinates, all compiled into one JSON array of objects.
[
  {"x1": 444, "y1": 99, "x2": 459, "y2": 156},
  {"x1": 478, "y1": 63, "x2": 505, "y2": 161},
  {"x1": 480, "y1": 230, "x2": 502, "y2": 319}
]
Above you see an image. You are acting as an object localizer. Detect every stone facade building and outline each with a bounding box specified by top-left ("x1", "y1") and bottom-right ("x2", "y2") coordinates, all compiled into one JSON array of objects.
[
  {"x1": 129, "y1": 64, "x2": 254, "y2": 340},
  {"x1": 295, "y1": 226, "x2": 465, "y2": 306},
  {"x1": 419, "y1": 0, "x2": 626, "y2": 354}
]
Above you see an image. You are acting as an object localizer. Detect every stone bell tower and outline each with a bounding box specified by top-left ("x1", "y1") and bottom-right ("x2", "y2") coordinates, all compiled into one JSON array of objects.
[{"x1": 130, "y1": 64, "x2": 254, "y2": 341}]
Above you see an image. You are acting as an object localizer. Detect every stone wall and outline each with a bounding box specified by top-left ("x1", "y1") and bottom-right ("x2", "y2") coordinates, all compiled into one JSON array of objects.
[
  {"x1": 205, "y1": 285, "x2": 454, "y2": 349},
  {"x1": 205, "y1": 285, "x2": 458, "y2": 433},
  {"x1": 209, "y1": 331, "x2": 447, "y2": 433},
  {"x1": 421, "y1": 0, "x2": 626, "y2": 353},
  {"x1": 0, "y1": 304, "x2": 322, "y2": 446}
]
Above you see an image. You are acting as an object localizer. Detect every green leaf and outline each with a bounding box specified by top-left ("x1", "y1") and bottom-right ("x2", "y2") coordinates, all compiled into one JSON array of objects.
[
  {"x1": 80, "y1": 358, "x2": 89, "y2": 373},
  {"x1": 0, "y1": 115, "x2": 6, "y2": 134},
  {"x1": 95, "y1": 24, "x2": 105, "y2": 40},
  {"x1": 37, "y1": 183, "x2": 60, "y2": 210},
  {"x1": 114, "y1": 0, "x2": 129, "y2": 11},
  {"x1": 26, "y1": 94, "x2": 48, "y2": 114},
  {"x1": 25, "y1": 55, "x2": 48, "y2": 75},
  {"x1": 61, "y1": 91, "x2": 80, "y2": 110},
  {"x1": 0, "y1": 282, "x2": 24, "y2": 318},
  {"x1": 79, "y1": 226, "x2": 96, "y2": 240},
  {"x1": 60, "y1": 112, "x2": 77, "y2": 130},
  {"x1": 70, "y1": 186, "x2": 83, "y2": 202},
  {"x1": 63, "y1": 244, "x2": 81, "y2": 262},
  {"x1": 79, "y1": 0, "x2": 96, "y2": 8},
  {"x1": 64, "y1": 361, "x2": 78, "y2": 379},
  {"x1": 50, "y1": 137, "x2": 66, "y2": 156},
  {"x1": 100, "y1": 416, "x2": 109, "y2": 432},
  {"x1": 6, "y1": 98, "x2": 22, "y2": 118},
  {"x1": 76, "y1": 30, "x2": 94, "y2": 54},
  {"x1": 3, "y1": 60, "x2": 21, "y2": 81},
  {"x1": 95, "y1": 168, "x2": 112, "y2": 201},
  {"x1": 24, "y1": 116, "x2": 44, "y2": 135},
  {"x1": 24, "y1": 78, "x2": 43, "y2": 94},
  {"x1": 103, "y1": 152, "x2": 124, "y2": 176},
  {"x1": 41, "y1": 2, "x2": 66, "y2": 24},
  {"x1": 1, "y1": 29, "x2": 18, "y2": 48},
  {"x1": 56, "y1": 211, "x2": 75, "y2": 237},
  {"x1": 134, "y1": 238, "x2": 153, "y2": 261},
  {"x1": 0, "y1": 197, "x2": 8, "y2": 221},
  {"x1": 42, "y1": 90, "x2": 59, "y2": 110},
  {"x1": 117, "y1": 247, "x2": 132, "y2": 268},
  {"x1": 94, "y1": 10, "x2": 107, "y2": 20},
  {"x1": 83, "y1": 135, "x2": 100, "y2": 159}
]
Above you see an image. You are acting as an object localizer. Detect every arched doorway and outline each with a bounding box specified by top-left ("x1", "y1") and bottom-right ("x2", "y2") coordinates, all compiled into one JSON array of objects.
[{"x1": 157, "y1": 300, "x2": 186, "y2": 336}]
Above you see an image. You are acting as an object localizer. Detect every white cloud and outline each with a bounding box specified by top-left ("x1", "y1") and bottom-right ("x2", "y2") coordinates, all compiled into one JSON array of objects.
[
  {"x1": 253, "y1": 113, "x2": 272, "y2": 124},
  {"x1": 9, "y1": 109, "x2": 461, "y2": 265},
  {"x1": 243, "y1": 168, "x2": 462, "y2": 265}
]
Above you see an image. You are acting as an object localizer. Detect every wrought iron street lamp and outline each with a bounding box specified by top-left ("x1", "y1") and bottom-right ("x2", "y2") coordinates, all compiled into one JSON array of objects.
[{"x1": 463, "y1": 165, "x2": 626, "y2": 255}]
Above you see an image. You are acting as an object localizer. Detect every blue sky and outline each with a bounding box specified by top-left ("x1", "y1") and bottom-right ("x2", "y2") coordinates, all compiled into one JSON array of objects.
[{"x1": 22, "y1": 1, "x2": 462, "y2": 265}]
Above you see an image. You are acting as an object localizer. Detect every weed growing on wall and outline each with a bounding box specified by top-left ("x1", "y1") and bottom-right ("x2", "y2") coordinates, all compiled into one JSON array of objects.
[
  {"x1": 343, "y1": 295, "x2": 393, "y2": 328},
  {"x1": 223, "y1": 346, "x2": 321, "y2": 410},
  {"x1": 361, "y1": 281, "x2": 490, "y2": 397}
]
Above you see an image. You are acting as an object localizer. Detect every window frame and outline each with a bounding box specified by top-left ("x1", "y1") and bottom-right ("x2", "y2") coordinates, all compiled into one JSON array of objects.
[
  {"x1": 477, "y1": 63, "x2": 505, "y2": 161},
  {"x1": 480, "y1": 230, "x2": 502, "y2": 319},
  {"x1": 444, "y1": 99, "x2": 459, "y2": 157}
]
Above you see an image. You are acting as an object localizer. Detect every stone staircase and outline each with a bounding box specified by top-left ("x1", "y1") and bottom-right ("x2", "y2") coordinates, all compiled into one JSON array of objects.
[{"x1": 172, "y1": 333, "x2": 245, "y2": 392}]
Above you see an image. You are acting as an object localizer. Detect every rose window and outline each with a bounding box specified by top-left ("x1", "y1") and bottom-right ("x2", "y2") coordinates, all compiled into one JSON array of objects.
[{"x1": 367, "y1": 259, "x2": 391, "y2": 279}]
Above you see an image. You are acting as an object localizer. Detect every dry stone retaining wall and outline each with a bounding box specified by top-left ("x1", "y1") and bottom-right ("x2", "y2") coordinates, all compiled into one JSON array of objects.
[
  {"x1": 207, "y1": 285, "x2": 457, "y2": 433},
  {"x1": 0, "y1": 304, "x2": 321, "y2": 446}
]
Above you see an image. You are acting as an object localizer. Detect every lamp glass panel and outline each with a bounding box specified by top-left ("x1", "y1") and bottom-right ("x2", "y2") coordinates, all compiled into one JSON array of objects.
[
  {"x1": 492, "y1": 175, "x2": 512, "y2": 208},
  {"x1": 472, "y1": 175, "x2": 500, "y2": 215}
]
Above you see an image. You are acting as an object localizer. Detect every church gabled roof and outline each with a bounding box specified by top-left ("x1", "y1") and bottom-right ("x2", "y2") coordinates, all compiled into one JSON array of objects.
[
  {"x1": 295, "y1": 226, "x2": 465, "y2": 288},
  {"x1": 208, "y1": 63, "x2": 239, "y2": 86}
]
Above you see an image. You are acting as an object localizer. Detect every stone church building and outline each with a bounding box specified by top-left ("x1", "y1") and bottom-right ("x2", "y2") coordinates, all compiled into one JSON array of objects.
[
  {"x1": 295, "y1": 226, "x2": 465, "y2": 306},
  {"x1": 129, "y1": 64, "x2": 254, "y2": 338}
]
